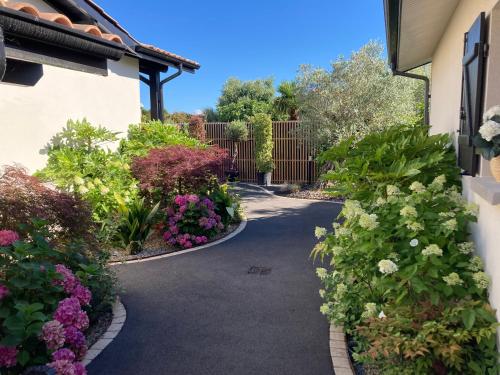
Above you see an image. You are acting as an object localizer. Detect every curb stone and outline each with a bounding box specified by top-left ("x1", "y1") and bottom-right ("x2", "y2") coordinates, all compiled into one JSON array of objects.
[
  {"x1": 83, "y1": 299, "x2": 126, "y2": 367},
  {"x1": 330, "y1": 324, "x2": 355, "y2": 375}
]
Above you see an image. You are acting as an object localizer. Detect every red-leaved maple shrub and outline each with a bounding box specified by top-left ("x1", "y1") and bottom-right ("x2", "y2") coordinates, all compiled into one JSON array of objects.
[
  {"x1": 188, "y1": 115, "x2": 206, "y2": 142},
  {"x1": 0, "y1": 166, "x2": 95, "y2": 244},
  {"x1": 132, "y1": 145, "x2": 228, "y2": 198}
]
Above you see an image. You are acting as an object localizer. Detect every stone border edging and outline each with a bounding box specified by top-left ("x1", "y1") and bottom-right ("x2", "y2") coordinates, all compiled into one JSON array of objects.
[
  {"x1": 108, "y1": 218, "x2": 248, "y2": 266},
  {"x1": 82, "y1": 299, "x2": 126, "y2": 367},
  {"x1": 329, "y1": 324, "x2": 355, "y2": 375}
]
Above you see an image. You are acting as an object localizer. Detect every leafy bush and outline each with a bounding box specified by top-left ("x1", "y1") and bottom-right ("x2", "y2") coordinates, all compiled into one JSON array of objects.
[
  {"x1": 201, "y1": 182, "x2": 242, "y2": 226},
  {"x1": 319, "y1": 125, "x2": 460, "y2": 201},
  {"x1": 251, "y1": 113, "x2": 274, "y2": 173},
  {"x1": 119, "y1": 121, "x2": 200, "y2": 159},
  {"x1": 0, "y1": 167, "x2": 95, "y2": 247},
  {"x1": 0, "y1": 224, "x2": 114, "y2": 373},
  {"x1": 36, "y1": 120, "x2": 139, "y2": 243},
  {"x1": 314, "y1": 176, "x2": 498, "y2": 374},
  {"x1": 226, "y1": 121, "x2": 248, "y2": 170},
  {"x1": 160, "y1": 194, "x2": 224, "y2": 249},
  {"x1": 116, "y1": 198, "x2": 160, "y2": 254},
  {"x1": 132, "y1": 145, "x2": 228, "y2": 199},
  {"x1": 188, "y1": 115, "x2": 206, "y2": 142}
]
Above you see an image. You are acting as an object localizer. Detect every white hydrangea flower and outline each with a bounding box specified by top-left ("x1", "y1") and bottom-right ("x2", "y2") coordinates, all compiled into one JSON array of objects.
[
  {"x1": 316, "y1": 268, "x2": 328, "y2": 280},
  {"x1": 343, "y1": 200, "x2": 364, "y2": 219},
  {"x1": 483, "y1": 105, "x2": 500, "y2": 122},
  {"x1": 74, "y1": 176, "x2": 84, "y2": 185},
  {"x1": 336, "y1": 283, "x2": 347, "y2": 298},
  {"x1": 400, "y1": 205, "x2": 417, "y2": 218},
  {"x1": 442, "y1": 219, "x2": 458, "y2": 232},
  {"x1": 378, "y1": 259, "x2": 398, "y2": 274},
  {"x1": 443, "y1": 272, "x2": 463, "y2": 286},
  {"x1": 429, "y1": 175, "x2": 446, "y2": 191},
  {"x1": 449, "y1": 189, "x2": 465, "y2": 205},
  {"x1": 320, "y1": 303, "x2": 331, "y2": 315},
  {"x1": 406, "y1": 221, "x2": 424, "y2": 232},
  {"x1": 336, "y1": 227, "x2": 351, "y2": 237},
  {"x1": 359, "y1": 213, "x2": 379, "y2": 230},
  {"x1": 386, "y1": 185, "x2": 400, "y2": 196},
  {"x1": 86, "y1": 181, "x2": 95, "y2": 189},
  {"x1": 332, "y1": 222, "x2": 341, "y2": 230},
  {"x1": 439, "y1": 212, "x2": 455, "y2": 218},
  {"x1": 473, "y1": 272, "x2": 490, "y2": 289},
  {"x1": 362, "y1": 303, "x2": 377, "y2": 318},
  {"x1": 94, "y1": 178, "x2": 102, "y2": 185},
  {"x1": 315, "y1": 226, "x2": 327, "y2": 239},
  {"x1": 409, "y1": 181, "x2": 426, "y2": 193},
  {"x1": 378, "y1": 311, "x2": 386, "y2": 319},
  {"x1": 422, "y1": 244, "x2": 443, "y2": 257},
  {"x1": 375, "y1": 197, "x2": 387, "y2": 206},
  {"x1": 409, "y1": 239, "x2": 419, "y2": 247},
  {"x1": 78, "y1": 185, "x2": 89, "y2": 194},
  {"x1": 465, "y1": 203, "x2": 479, "y2": 216},
  {"x1": 468, "y1": 256, "x2": 484, "y2": 272},
  {"x1": 331, "y1": 246, "x2": 344, "y2": 256},
  {"x1": 479, "y1": 120, "x2": 500, "y2": 141},
  {"x1": 319, "y1": 289, "x2": 326, "y2": 298},
  {"x1": 457, "y1": 242, "x2": 475, "y2": 254}
]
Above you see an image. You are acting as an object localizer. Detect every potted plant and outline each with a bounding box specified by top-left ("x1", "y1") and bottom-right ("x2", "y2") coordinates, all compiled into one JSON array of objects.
[
  {"x1": 251, "y1": 113, "x2": 274, "y2": 185},
  {"x1": 473, "y1": 105, "x2": 500, "y2": 181},
  {"x1": 225, "y1": 120, "x2": 248, "y2": 181}
]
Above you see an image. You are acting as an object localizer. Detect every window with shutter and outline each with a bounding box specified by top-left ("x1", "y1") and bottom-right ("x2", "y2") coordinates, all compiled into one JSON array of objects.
[{"x1": 458, "y1": 12, "x2": 487, "y2": 176}]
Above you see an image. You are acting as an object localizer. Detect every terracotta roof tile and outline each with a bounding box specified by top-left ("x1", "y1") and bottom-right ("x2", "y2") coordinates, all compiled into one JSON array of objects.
[
  {"x1": 139, "y1": 43, "x2": 200, "y2": 68},
  {"x1": 0, "y1": 0, "x2": 123, "y2": 45}
]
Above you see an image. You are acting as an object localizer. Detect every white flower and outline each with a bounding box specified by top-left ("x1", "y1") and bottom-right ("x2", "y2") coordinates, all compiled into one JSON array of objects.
[
  {"x1": 74, "y1": 176, "x2": 84, "y2": 185},
  {"x1": 378, "y1": 259, "x2": 398, "y2": 274},
  {"x1": 386, "y1": 185, "x2": 400, "y2": 196},
  {"x1": 409, "y1": 239, "x2": 419, "y2": 247},
  {"x1": 358, "y1": 213, "x2": 379, "y2": 230},
  {"x1": 409, "y1": 181, "x2": 426, "y2": 193},
  {"x1": 483, "y1": 105, "x2": 500, "y2": 122},
  {"x1": 319, "y1": 289, "x2": 326, "y2": 298},
  {"x1": 465, "y1": 203, "x2": 479, "y2": 216},
  {"x1": 362, "y1": 303, "x2": 377, "y2": 318},
  {"x1": 331, "y1": 246, "x2": 344, "y2": 256},
  {"x1": 332, "y1": 222, "x2": 341, "y2": 230},
  {"x1": 457, "y1": 242, "x2": 475, "y2": 254},
  {"x1": 100, "y1": 186, "x2": 110, "y2": 194},
  {"x1": 316, "y1": 268, "x2": 328, "y2": 280},
  {"x1": 442, "y1": 219, "x2": 458, "y2": 232},
  {"x1": 422, "y1": 244, "x2": 443, "y2": 257},
  {"x1": 439, "y1": 212, "x2": 455, "y2": 218},
  {"x1": 473, "y1": 272, "x2": 490, "y2": 289},
  {"x1": 406, "y1": 221, "x2": 424, "y2": 232},
  {"x1": 78, "y1": 185, "x2": 89, "y2": 195},
  {"x1": 315, "y1": 227, "x2": 327, "y2": 239},
  {"x1": 479, "y1": 120, "x2": 500, "y2": 141},
  {"x1": 429, "y1": 175, "x2": 446, "y2": 191},
  {"x1": 86, "y1": 181, "x2": 95, "y2": 189},
  {"x1": 343, "y1": 200, "x2": 364, "y2": 219},
  {"x1": 320, "y1": 303, "x2": 331, "y2": 315},
  {"x1": 400, "y1": 205, "x2": 417, "y2": 218},
  {"x1": 468, "y1": 256, "x2": 484, "y2": 272},
  {"x1": 336, "y1": 227, "x2": 351, "y2": 237},
  {"x1": 378, "y1": 311, "x2": 386, "y2": 319},
  {"x1": 443, "y1": 272, "x2": 463, "y2": 286}
]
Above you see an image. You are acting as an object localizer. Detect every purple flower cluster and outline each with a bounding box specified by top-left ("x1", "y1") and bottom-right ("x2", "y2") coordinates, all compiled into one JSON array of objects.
[
  {"x1": 53, "y1": 265, "x2": 91, "y2": 306},
  {"x1": 0, "y1": 229, "x2": 19, "y2": 246},
  {"x1": 162, "y1": 194, "x2": 223, "y2": 249},
  {"x1": 42, "y1": 320, "x2": 66, "y2": 350},
  {"x1": 0, "y1": 346, "x2": 17, "y2": 368},
  {"x1": 0, "y1": 284, "x2": 9, "y2": 300}
]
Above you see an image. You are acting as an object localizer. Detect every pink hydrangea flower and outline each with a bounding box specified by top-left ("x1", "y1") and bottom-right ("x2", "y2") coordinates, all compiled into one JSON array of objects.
[
  {"x1": 48, "y1": 359, "x2": 77, "y2": 375},
  {"x1": 187, "y1": 194, "x2": 199, "y2": 203},
  {"x1": 41, "y1": 320, "x2": 66, "y2": 350},
  {"x1": 72, "y1": 284, "x2": 91, "y2": 306},
  {"x1": 174, "y1": 195, "x2": 187, "y2": 206},
  {"x1": 64, "y1": 326, "x2": 86, "y2": 348},
  {"x1": 52, "y1": 348, "x2": 75, "y2": 362},
  {"x1": 0, "y1": 230, "x2": 19, "y2": 247},
  {"x1": 163, "y1": 231, "x2": 172, "y2": 241},
  {"x1": 74, "y1": 310, "x2": 89, "y2": 331},
  {"x1": 54, "y1": 265, "x2": 78, "y2": 294},
  {"x1": 170, "y1": 225, "x2": 179, "y2": 235},
  {"x1": 74, "y1": 362, "x2": 87, "y2": 375},
  {"x1": 0, "y1": 284, "x2": 9, "y2": 300},
  {"x1": 0, "y1": 346, "x2": 17, "y2": 368},
  {"x1": 54, "y1": 298, "x2": 82, "y2": 327}
]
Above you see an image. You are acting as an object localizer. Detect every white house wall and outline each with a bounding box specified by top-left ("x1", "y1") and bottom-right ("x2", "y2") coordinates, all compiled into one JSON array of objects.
[
  {"x1": 429, "y1": 0, "x2": 500, "y2": 327},
  {"x1": 0, "y1": 56, "x2": 141, "y2": 172}
]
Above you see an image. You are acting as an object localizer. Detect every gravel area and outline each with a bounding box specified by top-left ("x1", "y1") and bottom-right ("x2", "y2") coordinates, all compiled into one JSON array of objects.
[
  {"x1": 109, "y1": 223, "x2": 240, "y2": 263},
  {"x1": 267, "y1": 184, "x2": 344, "y2": 202},
  {"x1": 86, "y1": 309, "x2": 113, "y2": 348}
]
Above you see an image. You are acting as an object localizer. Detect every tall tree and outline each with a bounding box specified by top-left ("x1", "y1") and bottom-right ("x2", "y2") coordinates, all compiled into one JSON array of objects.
[
  {"x1": 274, "y1": 80, "x2": 299, "y2": 120},
  {"x1": 296, "y1": 41, "x2": 425, "y2": 150}
]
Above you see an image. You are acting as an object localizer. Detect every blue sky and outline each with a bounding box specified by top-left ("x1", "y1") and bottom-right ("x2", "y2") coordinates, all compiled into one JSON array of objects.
[{"x1": 97, "y1": 0, "x2": 386, "y2": 113}]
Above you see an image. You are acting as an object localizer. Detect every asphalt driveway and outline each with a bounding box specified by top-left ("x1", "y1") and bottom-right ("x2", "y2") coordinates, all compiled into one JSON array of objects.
[{"x1": 88, "y1": 184, "x2": 341, "y2": 375}]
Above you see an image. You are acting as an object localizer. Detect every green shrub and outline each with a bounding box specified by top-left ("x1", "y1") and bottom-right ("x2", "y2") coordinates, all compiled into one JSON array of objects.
[
  {"x1": 251, "y1": 113, "x2": 274, "y2": 173},
  {"x1": 119, "y1": 121, "x2": 200, "y2": 159},
  {"x1": 314, "y1": 177, "x2": 498, "y2": 374},
  {"x1": 319, "y1": 125, "x2": 460, "y2": 201},
  {"x1": 226, "y1": 121, "x2": 248, "y2": 143},
  {"x1": 188, "y1": 115, "x2": 206, "y2": 142}
]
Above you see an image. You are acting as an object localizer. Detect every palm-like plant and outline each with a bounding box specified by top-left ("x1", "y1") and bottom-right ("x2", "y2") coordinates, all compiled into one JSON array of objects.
[{"x1": 275, "y1": 81, "x2": 299, "y2": 121}]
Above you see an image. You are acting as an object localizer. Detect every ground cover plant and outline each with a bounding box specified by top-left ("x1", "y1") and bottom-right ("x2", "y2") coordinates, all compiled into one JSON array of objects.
[{"x1": 313, "y1": 126, "x2": 498, "y2": 374}]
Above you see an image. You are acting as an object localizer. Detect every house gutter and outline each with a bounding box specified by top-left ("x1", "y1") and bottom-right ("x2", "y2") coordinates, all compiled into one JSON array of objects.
[{"x1": 0, "y1": 26, "x2": 6, "y2": 81}]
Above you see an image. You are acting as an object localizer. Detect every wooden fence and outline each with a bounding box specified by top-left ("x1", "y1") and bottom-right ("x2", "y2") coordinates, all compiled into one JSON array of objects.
[{"x1": 205, "y1": 121, "x2": 320, "y2": 184}]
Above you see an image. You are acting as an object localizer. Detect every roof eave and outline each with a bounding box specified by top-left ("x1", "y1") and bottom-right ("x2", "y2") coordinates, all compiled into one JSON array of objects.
[
  {"x1": 135, "y1": 45, "x2": 199, "y2": 73},
  {"x1": 384, "y1": 0, "x2": 402, "y2": 71}
]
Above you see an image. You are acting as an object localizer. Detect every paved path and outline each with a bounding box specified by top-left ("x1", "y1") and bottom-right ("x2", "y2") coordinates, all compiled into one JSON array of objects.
[{"x1": 88, "y1": 184, "x2": 341, "y2": 375}]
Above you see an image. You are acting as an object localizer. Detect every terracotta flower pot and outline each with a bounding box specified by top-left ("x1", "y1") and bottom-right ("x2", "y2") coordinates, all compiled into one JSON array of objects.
[{"x1": 491, "y1": 156, "x2": 500, "y2": 182}]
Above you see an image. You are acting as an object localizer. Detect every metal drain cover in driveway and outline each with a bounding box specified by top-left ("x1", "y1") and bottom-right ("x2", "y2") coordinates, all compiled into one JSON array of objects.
[{"x1": 248, "y1": 266, "x2": 272, "y2": 275}]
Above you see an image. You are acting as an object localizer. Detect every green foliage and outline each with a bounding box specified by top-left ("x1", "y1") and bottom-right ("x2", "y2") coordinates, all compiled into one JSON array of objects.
[
  {"x1": 216, "y1": 77, "x2": 276, "y2": 121},
  {"x1": 226, "y1": 121, "x2": 249, "y2": 143},
  {"x1": 274, "y1": 80, "x2": 299, "y2": 120},
  {"x1": 203, "y1": 107, "x2": 220, "y2": 122},
  {"x1": 296, "y1": 41, "x2": 426, "y2": 150},
  {"x1": 251, "y1": 113, "x2": 274, "y2": 173},
  {"x1": 116, "y1": 198, "x2": 160, "y2": 254},
  {"x1": 319, "y1": 125, "x2": 460, "y2": 201},
  {"x1": 200, "y1": 181, "x2": 242, "y2": 226},
  {"x1": 119, "y1": 121, "x2": 200, "y2": 159}
]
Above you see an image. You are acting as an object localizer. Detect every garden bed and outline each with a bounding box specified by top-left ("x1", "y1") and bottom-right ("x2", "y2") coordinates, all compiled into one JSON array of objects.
[
  {"x1": 267, "y1": 184, "x2": 343, "y2": 202},
  {"x1": 109, "y1": 222, "x2": 241, "y2": 263},
  {"x1": 86, "y1": 308, "x2": 113, "y2": 348}
]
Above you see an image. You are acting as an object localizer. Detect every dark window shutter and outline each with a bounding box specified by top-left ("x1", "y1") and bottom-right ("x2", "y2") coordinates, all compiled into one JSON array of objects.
[{"x1": 458, "y1": 12, "x2": 487, "y2": 176}]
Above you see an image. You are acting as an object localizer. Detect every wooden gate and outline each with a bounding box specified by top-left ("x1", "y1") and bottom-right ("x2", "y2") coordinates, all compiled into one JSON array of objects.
[{"x1": 205, "y1": 121, "x2": 319, "y2": 184}]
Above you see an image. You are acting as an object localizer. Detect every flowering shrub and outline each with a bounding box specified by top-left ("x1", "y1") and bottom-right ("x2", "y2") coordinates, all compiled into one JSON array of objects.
[
  {"x1": 473, "y1": 105, "x2": 500, "y2": 160},
  {"x1": 132, "y1": 145, "x2": 228, "y2": 199},
  {"x1": 0, "y1": 166, "x2": 95, "y2": 246},
  {"x1": 0, "y1": 225, "x2": 115, "y2": 374},
  {"x1": 161, "y1": 194, "x2": 224, "y2": 249},
  {"x1": 314, "y1": 175, "x2": 498, "y2": 373}
]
